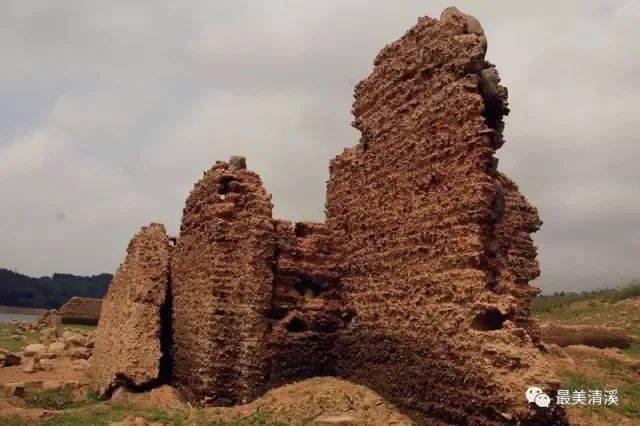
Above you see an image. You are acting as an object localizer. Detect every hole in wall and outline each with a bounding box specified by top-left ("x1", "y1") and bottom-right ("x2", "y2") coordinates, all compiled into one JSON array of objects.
[
  {"x1": 285, "y1": 317, "x2": 307, "y2": 333},
  {"x1": 472, "y1": 308, "x2": 507, "y2": 331},
  {"x1": 217, "y1": 176, "x2": 237, "y2": 195}
]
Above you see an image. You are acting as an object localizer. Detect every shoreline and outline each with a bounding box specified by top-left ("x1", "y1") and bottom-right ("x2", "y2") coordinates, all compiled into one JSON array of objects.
[{"x1": 0, "y1": 305, "x2": 48, "y2": 315}]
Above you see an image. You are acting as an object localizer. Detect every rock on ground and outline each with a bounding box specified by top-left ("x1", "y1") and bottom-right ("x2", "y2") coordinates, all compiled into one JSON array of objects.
[
  {"x1": 90, "y1": 223, "x2": 171, "y2": 396},
  {"x1": 59, "y1": 297, "x2": 102, "y2": 325},
  {"x1": 540, "y1": 323, "x2": 633, "y2": 349},
  {"x1": 0, "y1": 349, "x2": 21, "y2": 367}
]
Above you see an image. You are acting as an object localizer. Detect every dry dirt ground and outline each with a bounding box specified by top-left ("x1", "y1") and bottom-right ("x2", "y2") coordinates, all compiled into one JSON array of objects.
[
  {"x1": 2, "y1": 296, "x2": 640, "y2": 425},
  {"x1": 0, "y1": 374, "x2": 412, "y2": 425},
  {"x1": 536, "y1": 296, "x2": 640, "y2": 425}
]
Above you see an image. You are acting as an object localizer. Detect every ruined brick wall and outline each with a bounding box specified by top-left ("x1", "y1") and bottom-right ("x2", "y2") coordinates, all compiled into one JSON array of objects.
[
  {"x1": 494, "y1": 174, "x2": 544, "y2": 341},
  {"x1": 171, "y1": 158, "x2": 275, "y2": 404},
  {"x1": 91, "y1": 223, "x2": 171, "y2": 396},
  {"x1": 267, "y1": 220, "x2": 348, "y2": 386},
  {"x1": 59, "y1": 297, "x2": 102, "y2": 325},
  {"x1": 325, "y1": 8, "x2": 563, "y2": 424}
]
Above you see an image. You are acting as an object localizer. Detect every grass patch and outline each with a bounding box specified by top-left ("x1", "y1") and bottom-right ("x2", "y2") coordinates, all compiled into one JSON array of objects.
[
  {"x1": 62, "y1": 324, "x2": 97, "y2": 332},
  {"x1": 0, "y1": 417, "x2": 27, "y2": 426},
  {"x1": 41, "y1": 404, "x2": 187, "y2": 426},
  {"x1": 559, "y1": 370, "x2": 605, "y2": 391},
  {"x1": 24, "y1": 390, "x2": 75, "y2": 410},
  {"x1": 533, "y1": 281, "x2": 640, "y2": 314},
  {"x1": 532, "y1": 282, "x2": 640, "y2": 338},
  {"x1": 0, "y1": 323, "x2": 39, "y2": 352},
  {"x1": 558, "y1": 369, "x2": 640, "y2": 420},
  {"x1": 616, "y1": 383, "x2": 640, "y2": 418},
  {"x1": 24, "y1": 390, "x2": 103, "y2": 411},
  {"x1": 596, "y1": 358, "x2": 636, "y2": 381},
  {"x1": 622, "y1": 344, "x2": 640, "y2": 357}
]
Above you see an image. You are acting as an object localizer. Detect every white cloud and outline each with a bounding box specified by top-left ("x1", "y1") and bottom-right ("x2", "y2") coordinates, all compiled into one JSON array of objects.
[{"x1": 0, "y1": 1, "x2": 638, "y2": 293}]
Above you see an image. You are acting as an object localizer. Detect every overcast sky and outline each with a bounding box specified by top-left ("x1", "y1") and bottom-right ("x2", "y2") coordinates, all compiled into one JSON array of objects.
[{"x1": 1, "y1": 1, "x2": 638, "y2": 293}]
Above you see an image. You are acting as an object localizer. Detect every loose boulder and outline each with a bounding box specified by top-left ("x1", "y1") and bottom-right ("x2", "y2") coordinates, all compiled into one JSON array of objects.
[
  {"x1": 90, "y1": 223, "x2": 171, "y2": 397},
  {"x1": 22, "y1": 343, "x2": 46, "y2": 358},
  {"x1": 59, "y1": 297, "x2": 102, "y2": 325},
  {"x1": 0, "y1": 349, "x2": 21, "y2": 367},
  {"x1": 47, "y1": 342, "x2": 66, "y2": 357},
  {"x1": 540, "y1": 323, "x2": 633, "y2": 349}
]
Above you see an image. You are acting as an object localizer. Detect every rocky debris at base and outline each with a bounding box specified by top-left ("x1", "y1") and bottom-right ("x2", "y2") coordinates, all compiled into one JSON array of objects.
[
  {"x1": 0, "y1": 349, "x2": 21, "y2": 367},
  {"x1": 0, "y1": 321, "x2": 95, "y2": 375},
  {"x1": 22, "y1": 357, "x2": 40, "y2": 373},
  {"x1": 3, "y1": 382, "x2": 26, "y2": 397},
  {"x1": 312, "y1": 415, "x2": 362, "y2": 425},
  {"x1": 37, "y1": 310, "x2": 61, "y2": 329},
  {"x1": 200, "y1": 377, "x2": 413, "y2": 425},
  {"x1": 72, "y1": 359, "x2": 91, "y2": 371},
  {"x1": 48, "y1": 341, "x2": 65, "y2": 356}
]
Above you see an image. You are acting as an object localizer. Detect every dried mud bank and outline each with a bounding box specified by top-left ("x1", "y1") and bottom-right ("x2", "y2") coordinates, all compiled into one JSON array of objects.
[{"x1": 91, "y1": 7, "x2": 566, "y2": 425}]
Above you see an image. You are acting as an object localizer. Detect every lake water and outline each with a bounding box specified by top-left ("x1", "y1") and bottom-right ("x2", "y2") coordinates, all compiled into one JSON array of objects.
[{"x1": 0, "y1": 312, "x2": 40, "y2": 323}]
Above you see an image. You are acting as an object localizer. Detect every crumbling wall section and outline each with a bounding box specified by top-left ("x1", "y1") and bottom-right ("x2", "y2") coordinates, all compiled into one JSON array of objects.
[
  {"x1": 267, "y1": 220, "x2": 348, "y2": 386},
  {"x1": 171, "y1": 158, "x2": 275, "y2": 405},
  {"x1": 91, "y1": 223, "x2": 171, "y2": 396},
  {"x1": 494, "y1": 174, "x2": 544, "y2": 341},
  {"x1": 325, "y1": 8, "x2": 562, "y2": 424}
]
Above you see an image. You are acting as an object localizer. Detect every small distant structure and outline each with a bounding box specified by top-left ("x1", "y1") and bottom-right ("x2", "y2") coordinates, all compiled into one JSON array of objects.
[{"x1": 59, "y1": 297, "x2": 102, "y2": 325}]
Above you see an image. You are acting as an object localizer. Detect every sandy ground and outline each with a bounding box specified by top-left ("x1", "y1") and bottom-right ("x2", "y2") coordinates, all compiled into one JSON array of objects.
[
  {"x1": 0, "y1": 358, "x2": 86, "y2": 384},
  {"x1": 0, "y1": 307, "x2": 48, "y2": 315}
]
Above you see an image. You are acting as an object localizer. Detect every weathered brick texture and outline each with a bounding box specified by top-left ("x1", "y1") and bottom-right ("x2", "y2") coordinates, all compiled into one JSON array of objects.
[
  {"x1": 324, "y1": 8, "x2": 563, "y2": 424},
  {"x1": 91, "y1": 223, "x2": 171, "y2": 397},
  {"x1": 170, "y1": 160, "x2": 275, "y2": 404}
]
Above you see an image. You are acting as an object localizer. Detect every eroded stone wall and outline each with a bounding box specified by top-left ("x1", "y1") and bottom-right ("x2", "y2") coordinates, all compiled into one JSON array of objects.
[
  {"x1": 267, "y1": 220, "x2": 348, "y2": 386},
  {"x1": 91, "y1": 223, "x2": 171, "y2": 396},
  {"x1": 94, "y1": 8, "x2": 562, "y2": 423},
  {"x1": 325, "y1": 8, "x2": 562, "y2": 424},
  {"x1": 171, "y1": 159, "x2": 275, "y2": 404}
]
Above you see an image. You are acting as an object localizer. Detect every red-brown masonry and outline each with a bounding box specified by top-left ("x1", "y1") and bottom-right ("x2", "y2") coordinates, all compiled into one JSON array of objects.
[
  {"x1": 170, "y1": 161, "x2": 275, "y2": 404},
  {"x1": 267, "y1": 220, "x2": 348, "y2": 386},
  {"x1": 324, "y1": 8, "x2": 564, "y2": 424},
  {"x1": 91, "y1": 223, "x2": 170, "y2": 397},
  {"x1": 95, "y1": 7, "x2": 566, "y2": 425}
]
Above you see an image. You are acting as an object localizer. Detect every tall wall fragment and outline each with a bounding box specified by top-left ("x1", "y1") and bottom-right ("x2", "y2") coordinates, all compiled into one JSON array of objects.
[
  {"x1": 325, "y1": 8, "x2": 563, "y2": 424},
  {"x1": 267, "y1": 220, "x2": 347, "y2": 386},
  {"x1": 171, "y1": 158, "x2": 275, "y2": 404},
  {"x1": 91, "y1": 223, "x2": 171, "y2": 397}
]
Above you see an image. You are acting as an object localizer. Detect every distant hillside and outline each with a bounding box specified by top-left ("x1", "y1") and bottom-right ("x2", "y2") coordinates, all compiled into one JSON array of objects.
[{"x1": 0, "y1": 268, "x2": 112, "y2": 309}]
